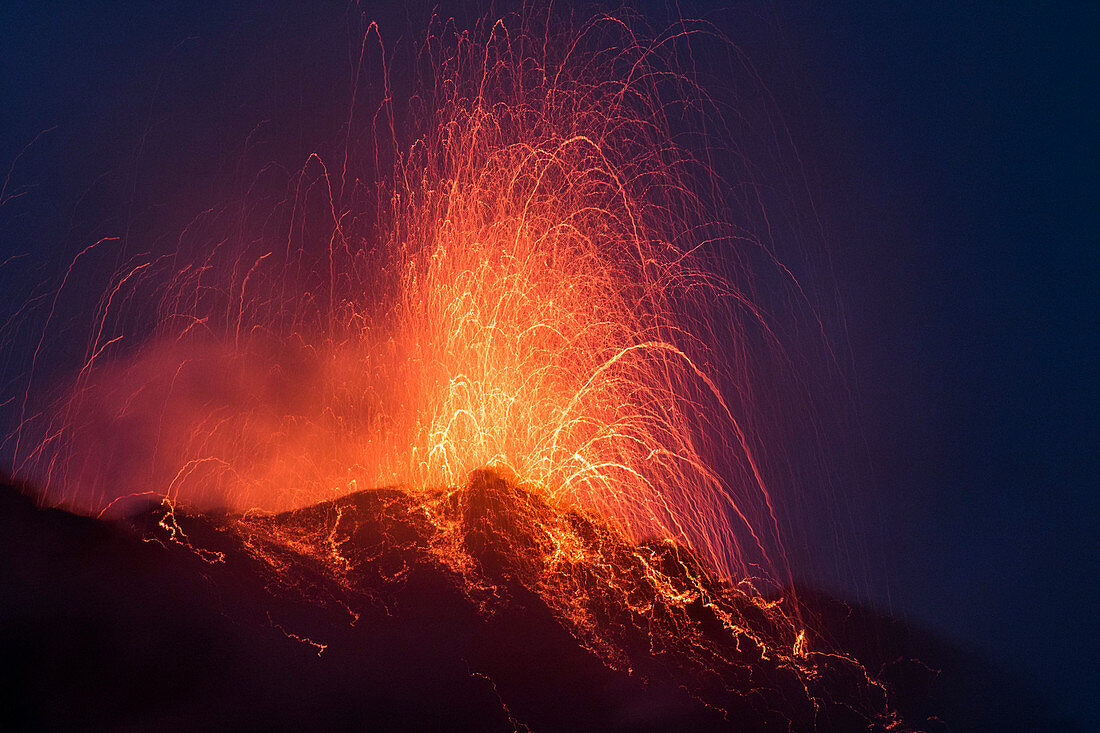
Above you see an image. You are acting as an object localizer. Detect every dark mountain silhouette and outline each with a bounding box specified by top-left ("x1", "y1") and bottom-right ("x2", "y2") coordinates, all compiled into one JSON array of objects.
[{"x1": 0, "y1": 471, "x2": 1071, "y2": 731}]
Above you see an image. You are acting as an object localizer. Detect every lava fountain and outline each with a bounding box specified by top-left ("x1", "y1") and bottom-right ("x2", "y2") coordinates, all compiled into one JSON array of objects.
[
  {"x1": 5, "y1": 9, "x2": 897, "y2": 728},
  {"x1": 18, "y1": 13, "x2": 792, "y2": 585}
]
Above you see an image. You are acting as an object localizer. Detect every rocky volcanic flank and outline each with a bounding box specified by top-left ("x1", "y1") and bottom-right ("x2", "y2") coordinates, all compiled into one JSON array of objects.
[{"x1": 1, "y1": 471, "x2": 1063, "y2": 731}]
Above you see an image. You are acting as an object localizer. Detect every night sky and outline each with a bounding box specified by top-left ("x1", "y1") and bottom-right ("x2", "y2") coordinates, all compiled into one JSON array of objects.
[{"x1": 1, "y1": 1, "x2": 1095, "y2": 728}]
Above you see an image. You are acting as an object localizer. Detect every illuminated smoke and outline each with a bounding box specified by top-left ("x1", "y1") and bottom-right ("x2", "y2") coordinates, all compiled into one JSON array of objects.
[
  {"x1": 18, "y1": 14, "x2": 797, "y2": 587},
  {"x1": 5, "y1": 10, "x2": 904, "y2": 726}
]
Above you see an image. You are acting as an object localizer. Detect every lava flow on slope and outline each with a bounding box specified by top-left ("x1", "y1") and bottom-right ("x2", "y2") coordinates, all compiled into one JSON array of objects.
[
  {"x1": 2, "y1": 469, "x2": 902, "y2": 731},
  {"x1": 4, "y1": 7, "x2": 911, "y2": 731}
]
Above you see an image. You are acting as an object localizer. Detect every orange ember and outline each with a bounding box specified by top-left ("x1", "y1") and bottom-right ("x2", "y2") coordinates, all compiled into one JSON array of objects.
[
  {"x1": 5, "y1": 10, "x2": 907, "y2": 728},
  {"x1": 19, "y1": 14, "x2": 792, "y2": 589}
]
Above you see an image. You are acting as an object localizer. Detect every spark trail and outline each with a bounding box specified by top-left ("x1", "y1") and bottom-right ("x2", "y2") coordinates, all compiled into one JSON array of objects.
[{"x1": 7, "y1": 9, "x2": 901, "y2": 729}]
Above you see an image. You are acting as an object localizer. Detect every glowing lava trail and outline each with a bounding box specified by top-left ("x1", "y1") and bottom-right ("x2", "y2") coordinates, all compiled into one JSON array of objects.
[{"x1": 8, "y1": 9, "x2": 901, "y2": 729}]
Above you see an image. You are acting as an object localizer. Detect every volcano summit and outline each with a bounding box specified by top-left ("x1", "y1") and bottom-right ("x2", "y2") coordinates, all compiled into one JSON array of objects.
[{"x1": 2, "y1": 469, "x2": 910, "y2": 731}]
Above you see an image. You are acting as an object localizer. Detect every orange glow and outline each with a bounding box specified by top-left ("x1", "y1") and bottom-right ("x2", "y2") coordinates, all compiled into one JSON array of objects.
[
  {"x1": 9, "y1": 13, "x2": 899, "y2": 724},
  {"x1": 22, "y1": 16, "x2": 789, "y2": 586}
]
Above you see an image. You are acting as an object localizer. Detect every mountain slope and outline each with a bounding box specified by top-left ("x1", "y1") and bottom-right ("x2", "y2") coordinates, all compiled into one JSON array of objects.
[{"x1": 1, "y1": 471, "x2": 1066, "y2": 731}]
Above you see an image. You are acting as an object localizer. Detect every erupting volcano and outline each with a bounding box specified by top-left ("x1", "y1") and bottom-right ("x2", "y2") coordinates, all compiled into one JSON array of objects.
[{"x1": 4, "y1": 6, "x2": 918, "y2": 731}]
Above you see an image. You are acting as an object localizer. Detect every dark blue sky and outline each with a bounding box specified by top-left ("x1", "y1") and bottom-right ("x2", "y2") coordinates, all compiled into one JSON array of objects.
[
  {"x1": 1, "y1": 1, "x2": 1095, "y2": 727},
  {"x1": 766, "y1": 3, "x2": 1098, "y2": 727}
]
